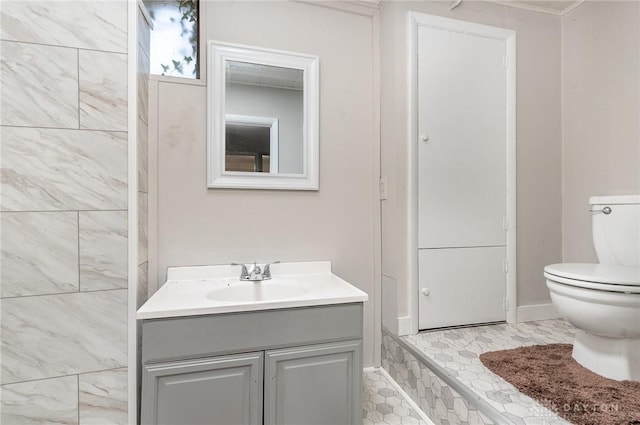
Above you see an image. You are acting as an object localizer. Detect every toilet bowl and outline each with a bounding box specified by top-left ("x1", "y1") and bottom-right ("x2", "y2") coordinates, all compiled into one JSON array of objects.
[{"x1": 544, "y1": 195, "x2": 640, "y2": 381}]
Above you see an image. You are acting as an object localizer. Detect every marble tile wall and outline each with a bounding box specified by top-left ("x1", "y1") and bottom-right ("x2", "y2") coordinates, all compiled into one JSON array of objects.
[
  {"x1": 79, "y1": 50, "x2": 128, "y2": 131},
  {"x1": 1, "y1": 127, "x2": 128, "y2": 211},
  {"x1": 0, "y1": 40, "x2": 78, "y2": 128},
  {"x1": 137, "y1": 3, "x2": 151, "y2": 310},
  {"x1": 2, "y1": 291, "x2": 128, "y2": 384},
  {"x1": 79, "y1": 211, "x2": 128, "y2": 291},
  {"x1": 1, "y1": 212, "x2": 79, "y2": 297},
  {"x1": 0, "y1": 1, "x2": 130, "y2": 423},
  {"x1": 1, "y1": 376, "x2": 79, "y2": 425},
  {"x1": 79, "y1": 368, "x2": 129, "y2": 425},
  {"x1": 0, "y1": 1, "x2": 127, "y2": 52},
  {"x1": 136, "y1": 6, "x2": 152, "y2": 421}
]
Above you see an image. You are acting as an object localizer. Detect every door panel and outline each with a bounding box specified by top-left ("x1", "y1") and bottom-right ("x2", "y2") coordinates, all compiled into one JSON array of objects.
[
  {"x1": 418, "y1": 26, "x2": 507, "y2": 249},
  {"x1": 417, "y1": 23, "x2": 509, "y2": 329},
  {"x1": 418, "y1": 247, "x2": 506, "y2": 329},
  {"x1": 264, "y1": 341, "x2": 361, "y2": 425},
  {"x1": 141, "y1": 353, "x2": 263, "y2": 425}
]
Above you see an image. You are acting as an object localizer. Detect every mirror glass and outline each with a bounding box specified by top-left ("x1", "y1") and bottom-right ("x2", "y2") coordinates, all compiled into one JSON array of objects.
[
  {"x1": 225, "y1": 61, "x2": 303, "y2": 174},
  {"x1": 208, "y1": 41, "x2": 319, "y2": 190}
]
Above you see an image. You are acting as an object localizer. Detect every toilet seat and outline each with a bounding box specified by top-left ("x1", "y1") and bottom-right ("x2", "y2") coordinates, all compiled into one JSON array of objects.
[{"x1": 544, "y1": 263, "x2": 640, "y2": 294}]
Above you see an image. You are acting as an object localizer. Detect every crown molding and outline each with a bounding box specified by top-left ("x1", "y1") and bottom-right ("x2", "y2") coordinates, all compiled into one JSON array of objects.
[
  {"x1": 488, "y1": 0, "x2": 586, "y2": 16},
  {"x1": 293, "y1": 0, "x2": 380, "y2": 16}
]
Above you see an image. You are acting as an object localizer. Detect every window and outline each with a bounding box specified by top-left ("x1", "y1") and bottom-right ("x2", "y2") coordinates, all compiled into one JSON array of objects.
[{"x1": 144, "y1": 0, "x2": 199, "y2": 79}]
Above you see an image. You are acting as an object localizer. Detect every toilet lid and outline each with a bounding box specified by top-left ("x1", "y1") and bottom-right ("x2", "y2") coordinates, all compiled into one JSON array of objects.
[{"x1": 544, "y1": 263, "x2": 640, "y2": 286}]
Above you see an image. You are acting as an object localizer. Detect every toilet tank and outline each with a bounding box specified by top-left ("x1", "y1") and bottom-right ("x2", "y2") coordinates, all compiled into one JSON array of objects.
[{"x1": 590, "y1": 195, "x2": 640, "y2": 267}]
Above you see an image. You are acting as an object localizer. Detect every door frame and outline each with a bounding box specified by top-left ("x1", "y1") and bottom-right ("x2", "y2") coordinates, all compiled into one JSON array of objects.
[{"x1": 406, "y1": 12, "x2": 517, "y2": 333}]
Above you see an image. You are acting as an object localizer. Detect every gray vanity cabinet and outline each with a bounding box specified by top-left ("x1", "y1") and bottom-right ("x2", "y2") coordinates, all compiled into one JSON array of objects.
[
  {"x1": 265, "y1": 341, "x2": 362, "y2": 425},
  {"x1": 142, "y1": 352, "x2": 263, "y2": 425},
  {"x1": 140, "y1": 303, "x2": 364, "y2": 425}
]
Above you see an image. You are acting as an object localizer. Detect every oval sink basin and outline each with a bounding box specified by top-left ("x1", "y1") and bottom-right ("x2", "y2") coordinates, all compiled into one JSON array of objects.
[{"x1": 207, "y1": 283, "x2": 308, "y2": 303}]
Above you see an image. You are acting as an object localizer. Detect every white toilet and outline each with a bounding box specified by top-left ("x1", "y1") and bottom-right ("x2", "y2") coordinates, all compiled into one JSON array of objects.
[{"x1": 544, "y1": 194, "x2": 640, "y2": 381}]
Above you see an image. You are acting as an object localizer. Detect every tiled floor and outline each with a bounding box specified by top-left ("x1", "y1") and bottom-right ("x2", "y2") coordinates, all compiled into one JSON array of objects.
[
  {"x1": 363, "y1": 369, "x2": 432, "y2": 425},
  {"x1": 403, "y1": 319, "x2": 576, "y2": 424}
]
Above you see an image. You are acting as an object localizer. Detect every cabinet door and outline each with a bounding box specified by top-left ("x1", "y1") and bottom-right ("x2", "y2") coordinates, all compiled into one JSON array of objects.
[
  {"x1": 265, "y1": 341, "x2": 362, "y2": 425},
  {"x1": 141, "y1": 352, "x2": 263, "y2": 425},
  {"x1": 418, "y1": 247, "x2": 506, "y2": 329}
]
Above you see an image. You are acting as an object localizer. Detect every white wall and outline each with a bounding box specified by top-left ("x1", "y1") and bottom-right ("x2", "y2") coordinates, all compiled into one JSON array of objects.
[
  {"x1": 380, "y1": 1, "x2": 563, "y2": 332},
  {"x1": 561, "y1": 1, "x2": 640, "y2": 262},
  {"x1": 152, "y1": 1, "x2": 380, "y2": 366},
  {"x1": 226, "y1": 82, "x2": 303, "y2": 173}
]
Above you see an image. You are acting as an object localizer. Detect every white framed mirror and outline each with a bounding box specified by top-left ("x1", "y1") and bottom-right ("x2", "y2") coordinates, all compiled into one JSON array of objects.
[{"x1": 207, "y1": 41, "x2": 319, "y2": 190}]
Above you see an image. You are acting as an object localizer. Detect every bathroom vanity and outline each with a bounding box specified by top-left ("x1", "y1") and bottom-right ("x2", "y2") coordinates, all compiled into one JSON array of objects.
[{"x1": 137, "y1": 261, "x2": 368, "y2": 425}]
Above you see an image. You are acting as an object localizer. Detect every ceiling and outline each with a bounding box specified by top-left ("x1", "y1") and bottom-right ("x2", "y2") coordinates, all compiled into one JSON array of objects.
[{"x1": 489, "y1": 0, "x2": 586, "y2": 15}]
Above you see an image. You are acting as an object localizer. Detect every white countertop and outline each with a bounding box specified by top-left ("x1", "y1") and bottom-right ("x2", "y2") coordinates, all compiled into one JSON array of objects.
[{"x1": 137, "y1": 261, "x2": 369, "y2": 320}]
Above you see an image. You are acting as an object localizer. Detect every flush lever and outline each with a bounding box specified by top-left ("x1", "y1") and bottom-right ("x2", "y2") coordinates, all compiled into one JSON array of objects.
[{"x1": 590, "y1": 206, "x2": 612, "y2": 215}]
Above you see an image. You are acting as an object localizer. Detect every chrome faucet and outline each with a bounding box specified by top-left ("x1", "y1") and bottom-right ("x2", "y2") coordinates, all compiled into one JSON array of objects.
[{"x1": 232, "y1": 262, "x2": 280, "y2": 281}]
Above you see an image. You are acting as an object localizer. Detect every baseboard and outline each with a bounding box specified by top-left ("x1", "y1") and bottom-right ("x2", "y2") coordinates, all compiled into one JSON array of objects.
[
  {"x1": 397, "y1": 316, "x2": 412, "y2": 336},
  {"x1": 517, "y1": 303, "x2": 562, "y2": 322}
]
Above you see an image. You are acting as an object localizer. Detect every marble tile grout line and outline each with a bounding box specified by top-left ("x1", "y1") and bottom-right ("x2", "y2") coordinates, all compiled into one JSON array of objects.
[
  {"x1": 0, "y1": 209, "x2": 128, "y2": 214},
  {"x1": 0, "y1": 38, "x2": 128, "y2": 55},
  {"x1": 0, "y1": 287, "x2": 127, "y2": 301},
  {"x1": 0, "y1": 366, "x2": 129, "y2": 388},
  {"x1": 77, "y1": 48, "x2": 80, "y2": 130},
  {"x1": 77, "y1": 210, "x2": 81, "y2": 292},
  {"x1": 0, "y1": 124, "x2": 128, "y2": 133},
  {"x1": 77, "y1": 374, "x2": 80, "y2": 424}
]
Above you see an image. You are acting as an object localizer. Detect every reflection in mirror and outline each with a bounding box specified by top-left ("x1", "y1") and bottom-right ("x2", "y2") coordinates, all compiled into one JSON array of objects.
[
  {"x1": 225, "y1": 61, "x2": 303, "y2": 174},
  {"x1": 208, "y1": 41, "x2": 319, "y2": 190},
  {"x1": 225, "y1": 114, "x2": 278, "y2": 173}
]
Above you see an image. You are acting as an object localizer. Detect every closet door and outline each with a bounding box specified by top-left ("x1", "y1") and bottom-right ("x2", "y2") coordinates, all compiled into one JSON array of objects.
[{"x1": 417, "y1": 24, "x2": 508, "y2": 329}]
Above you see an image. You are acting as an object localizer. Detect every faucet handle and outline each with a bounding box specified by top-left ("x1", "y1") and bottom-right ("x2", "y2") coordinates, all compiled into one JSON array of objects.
[
  {"x1": 230, "y1": 263, "x2": 249, "y2": 279},
  {"x1": 262, "y1": 261, "x2": 281, "y2": 280}
]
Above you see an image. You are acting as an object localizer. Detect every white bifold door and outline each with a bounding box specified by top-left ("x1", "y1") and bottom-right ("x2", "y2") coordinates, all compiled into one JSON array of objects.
[{"x1": 417, "y1": 23, "x2": 509, "y2": 329}]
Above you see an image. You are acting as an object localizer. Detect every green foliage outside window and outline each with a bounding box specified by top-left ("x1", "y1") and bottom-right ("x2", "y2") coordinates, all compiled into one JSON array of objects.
[{"x1": 146, "y1": 0, "x2": 199, "y2": 79}]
